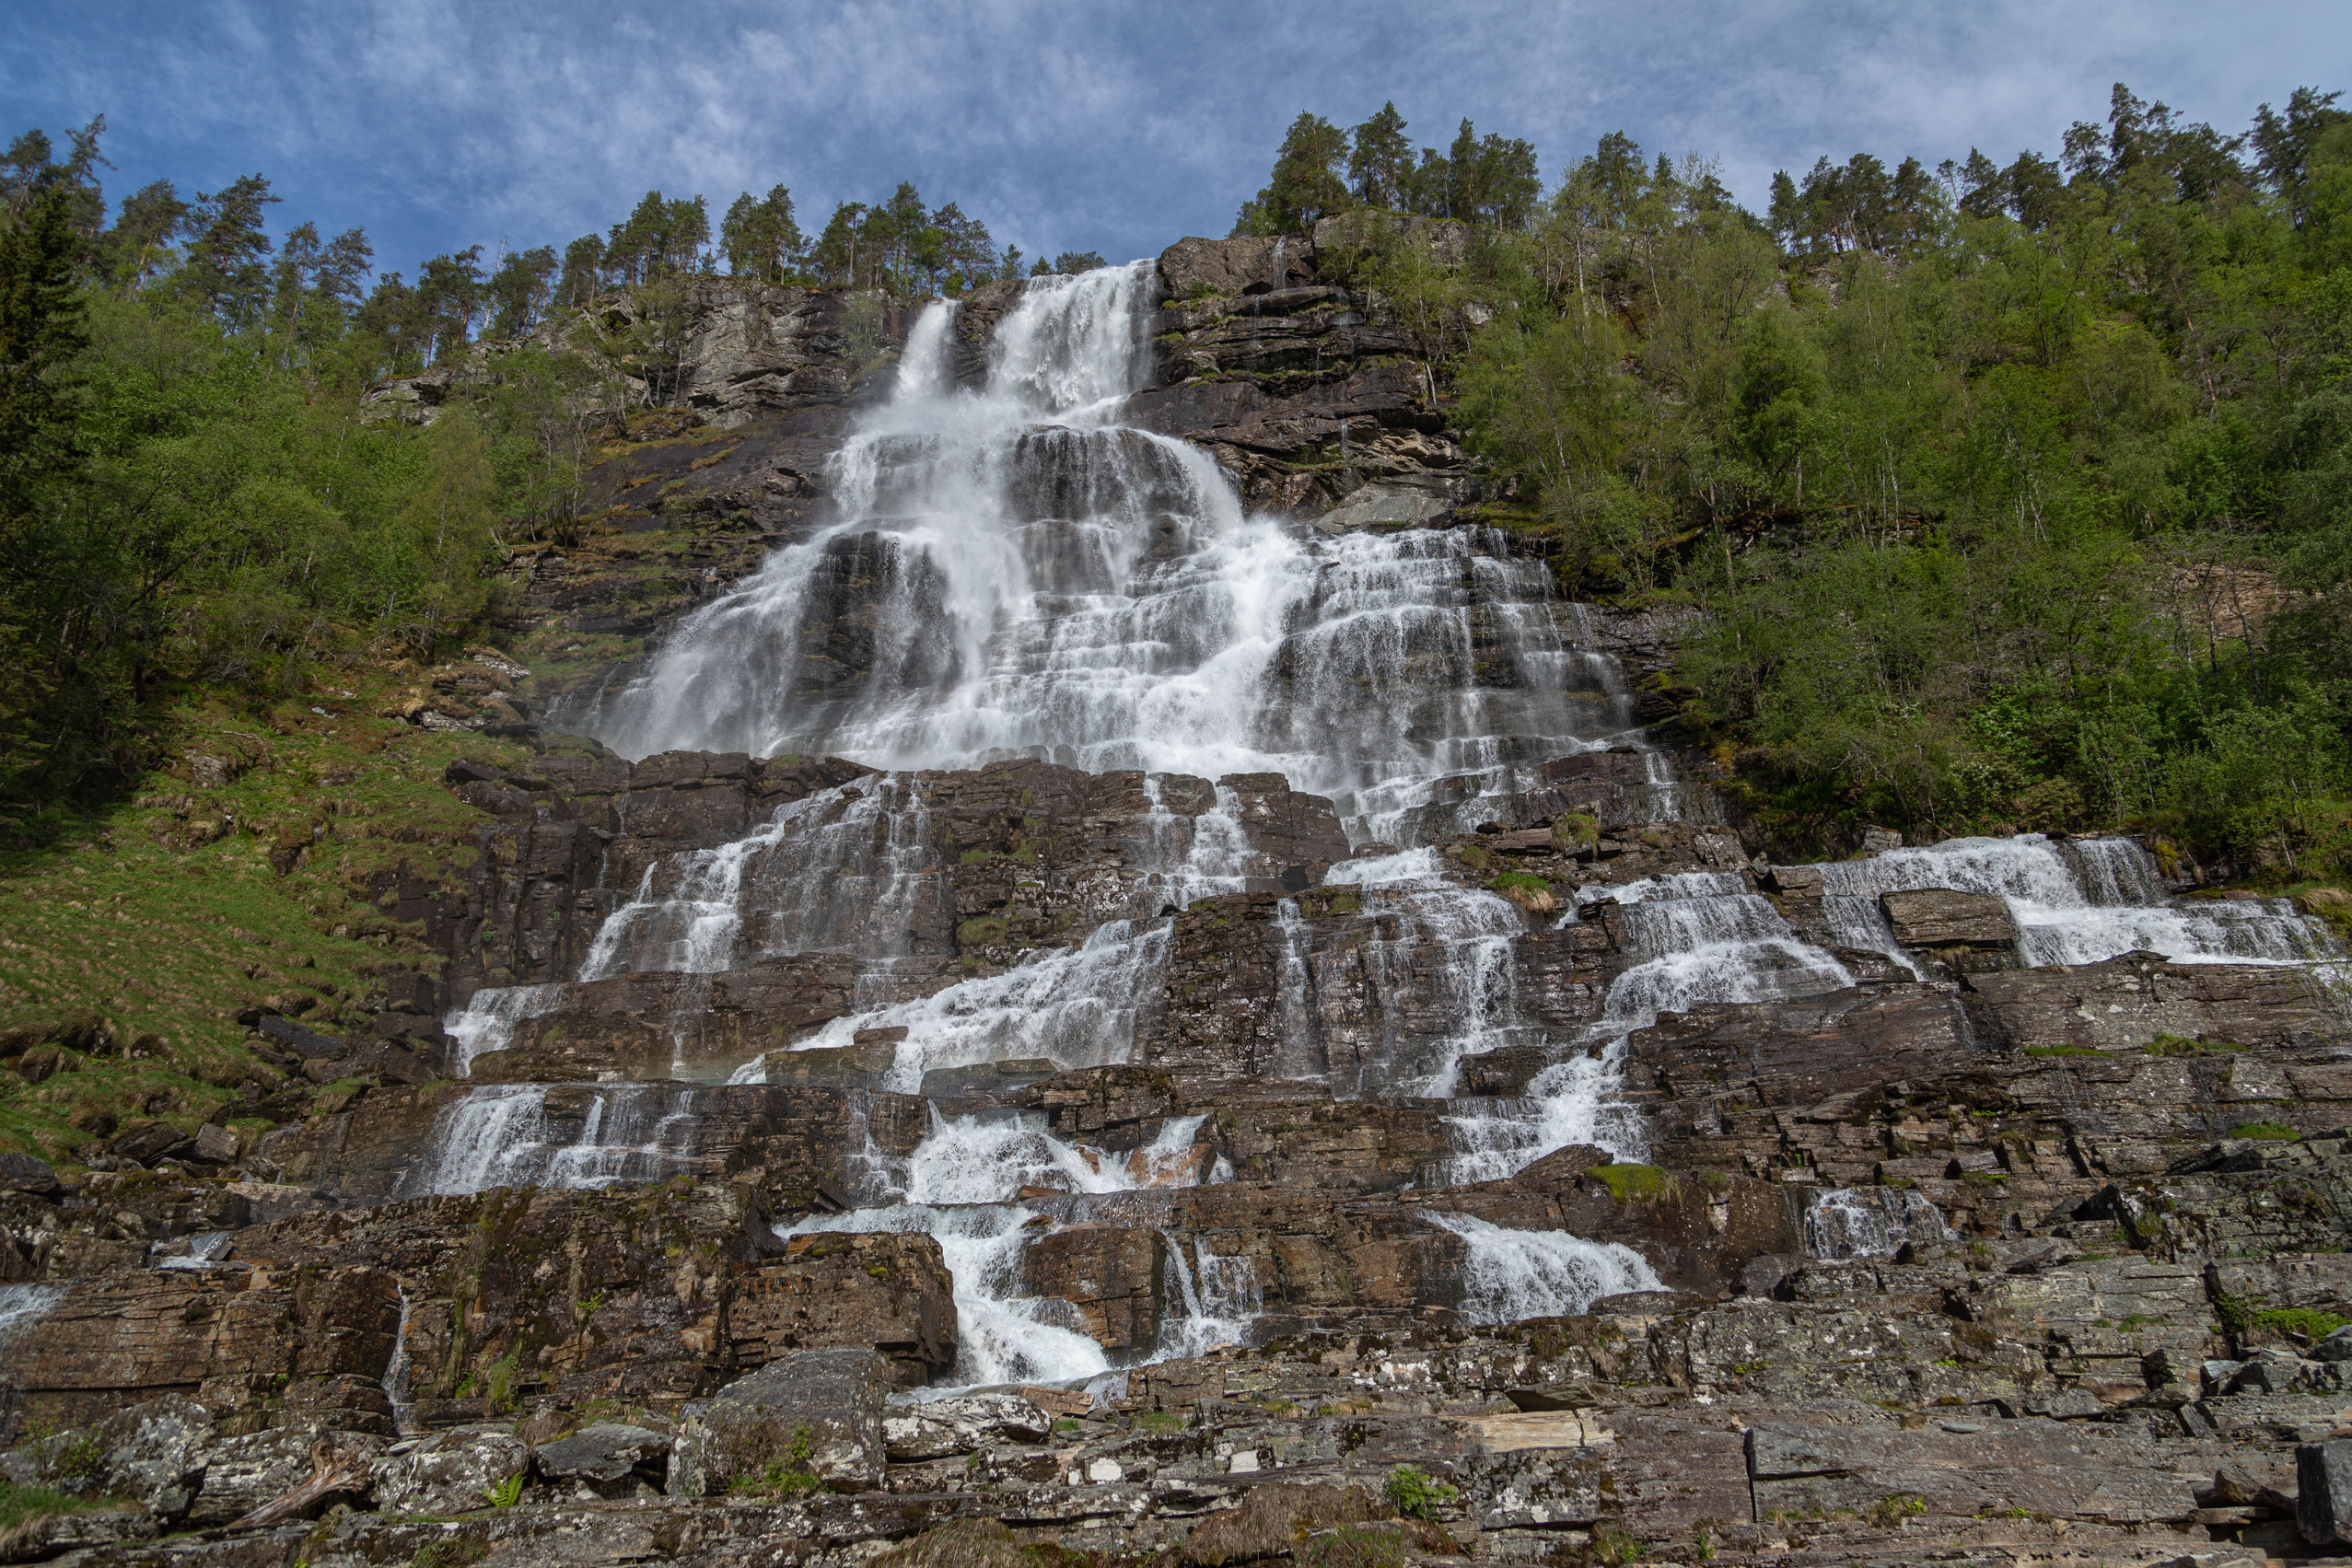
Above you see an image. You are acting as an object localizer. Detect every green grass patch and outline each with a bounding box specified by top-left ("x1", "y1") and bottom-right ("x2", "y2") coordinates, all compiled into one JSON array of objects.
[
  {"x1": 2022, "y1": 1045, "x2": 2103, "y2": 1058},
  {"x1": 1487, "y1": 872, "x2": 1554, "y2": 896},
  {"x1": 1585, "y1": 1162, "x2": 1675, "y2": 1202},
  {"x1": 2144, "y1": 1032, "x2": 2245, "y2": 1055},
  {"x1": 1549, "y1": 813, "x2": 1601, "y2": 849},
  {"x1": 0, "y1": 671, "x2": 534, "y2": 1165},
  {"x1": 954, "y1": 916, "x2": 1008, "y2": 948},
  {"x1": 2229, "y1": 1121, "x2": 2299, "y2": 1141},
  {"x1": 0, "y1": 1479, "x2": 111, "y2": 1532},
  {"x1": 2253, "y1": 1306, "x2": 2348, "y2": 1339},
  {"x1": 1384, "y1": 1464, "x2": 1457, "y2": 1521}
]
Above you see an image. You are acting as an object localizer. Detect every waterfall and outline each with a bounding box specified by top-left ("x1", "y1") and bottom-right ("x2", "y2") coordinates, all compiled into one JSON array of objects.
[
  {"x1": 442, "y1": 982, "x2": 565, "y2": 1076},
  {"x1": 779, "y1": 1100, "x2": 1229, "y2": 1392},
  {"x1": 400, "y1": 1084, "x2": 701, "y2": 1197},
  {"x1": 1323, "y1": 848, "x2": 1531, "y2": 1095},
  {"x1": 560, "y1": 265, "x2": 1624, "y2": 842},
  {"x1": 735, "y1": 918, "x2": 1170, "y2": 1092},
  {"x1": 902, "y1": 1108, "x2": 1217, "y2": 1204},
  {"x1": 1802, "y1": 1187, "x2": 1955, "y2": 1260},
  {"x1": 1158, "y1": 1233, "x2": 1258, "y2": 1358},
  {"x1": 779, "y1": 1202, "x2": 1112, "y2": 1389},
  {"x1": 1424, "y1": 1212, "x2": 1662, "y2": 1323},
  {"x1": 1814, "y1": 833, "x2": 2334, "y2": 967},
  {"x1": 381, "y1": 1284, "x2": 415, "y2": 1434},
  {"x1": 0, "y1": 1283, "x2": 66, "y2": 1344}
]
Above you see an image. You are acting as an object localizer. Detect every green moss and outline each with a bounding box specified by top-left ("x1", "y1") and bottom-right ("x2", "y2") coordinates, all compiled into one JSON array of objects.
[
  {"x1": 2022, "y1": 1045, "x2": 2103, "y2": 1058},
  {"x1": 958, "y1": 848, "x2": 1002, "y2": 865},
  {"x1": 2144, "y1": 1032, "x2": 2245, "y2": 1055},
  {"x1": 1384, "y1": 1464, "x2": 1457, "y2": 1521},
  {"x1": 2229, "y1": 1121, "x2": 2299, "y2": 1140},
  {"x1": 1487, "y1": 872, "x2": 1554, "y2": 896},
  {"x1": 1585, "y1": 1162, "x2": 1675, "y2": 1202},
  {"x1": 955, "y1": 916, "x2": 1008, "y2": 948},
  {"x1": 1550, "y1": 813, "x2": 1601, "y2": 848},
  {"x1": 2253, "y1": 1306, "x2": 2348, "y2": 1338}
]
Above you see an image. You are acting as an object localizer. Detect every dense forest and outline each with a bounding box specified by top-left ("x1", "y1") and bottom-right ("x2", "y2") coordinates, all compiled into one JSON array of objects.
[
  {"x1": 1235, "y1": 91, "x2": 2352, "y2": 878},
  {"x1": 6, "y1": 84, "x2": 2350, "y2": 887}
]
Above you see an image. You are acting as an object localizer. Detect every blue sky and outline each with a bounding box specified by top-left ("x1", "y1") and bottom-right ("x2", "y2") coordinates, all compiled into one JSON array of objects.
[{"x1": 5, "y1": 1, "x2": 2346, "y2": 280}]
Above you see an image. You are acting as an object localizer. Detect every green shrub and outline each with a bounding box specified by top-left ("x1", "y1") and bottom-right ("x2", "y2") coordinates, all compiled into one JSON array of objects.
[
  {"x1": 2253, "y1": 1306, "x2": 2348, "y2": 1339},
  {"x1": 730, "y1": 1425, "x2": 823, "y2": 1499},
  {"x1": 1384, "y1": 1464, "x2": 1457, "y2": 1520}
]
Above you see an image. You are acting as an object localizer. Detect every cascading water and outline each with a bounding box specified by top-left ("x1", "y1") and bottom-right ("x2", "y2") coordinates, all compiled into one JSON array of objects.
[
  {"x1": 775, "y1": 1102, "x2": 1229, "y2": 1389},
  {"x1": 440, "y1": 262, "x2": 2249, "y2": 1395},
  {"x1": 732, "y1": 918, "x2": 1170, "y2": 1093},
  {"x1": 1801, "y1": 1187, "x2": 1956, "y2": 1260},
  {"x1": 564, "y1": 264, "x2": 1651, "y2": 839},
  {"x1": 1438, "y1": 868, "x2": 1855, "y2": 1184},
  {"x1": 1425, "y1": 1212, "x2": 1663, "y2": 1322},
  {"x1": 399, "y1": 1084, "x2": 701, "y2": 1197},
  {"x1": 1813, "y1": 833, "x2": 2335, "y2": 968}
]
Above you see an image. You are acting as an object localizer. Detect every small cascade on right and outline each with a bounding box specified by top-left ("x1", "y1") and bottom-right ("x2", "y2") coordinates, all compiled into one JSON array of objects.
[
  {"x1": 1810, "y1": 833, "x2": 2336, "y2": 968},
  {"x1": 1801, "y1": 1186, "x2": 1957, "y2": 1260}
]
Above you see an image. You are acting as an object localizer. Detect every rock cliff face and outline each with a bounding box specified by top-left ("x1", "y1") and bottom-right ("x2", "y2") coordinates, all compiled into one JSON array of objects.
[{"x1": 2, "y1": 243, "x2": 2348, "y2": 1567}]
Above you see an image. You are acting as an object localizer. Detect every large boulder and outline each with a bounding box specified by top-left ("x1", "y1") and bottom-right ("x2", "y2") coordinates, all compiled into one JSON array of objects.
[
  {"x1": 93, "y1": 1395, "x2": 212, "y2": 1521},
  {"x1": 370, "y1": 1427, "x2": 532, "y2": 1516},
  {"x1": 532, "y1": 1422, "x2": 670, "y2": 1500},
  {"x1": 183, "y1": 1425, "x2": 384, "y2": 1527},
  {"x1": 2302, "y1": 1439, "x2": 2352, "y2": 1544},
  {"x1": 670, "y1": 1346, "x2": 889, "y2": 1496},
  {"x1": 1880, "y1": 888, "x2": 2018, "y2": 947},
  {"x1": 880, "y1": 1393, "x2": 1051, "y2": 1461},
  {"x1": 1158, "y1": 236, "x2": 1315, "y2": 299}
]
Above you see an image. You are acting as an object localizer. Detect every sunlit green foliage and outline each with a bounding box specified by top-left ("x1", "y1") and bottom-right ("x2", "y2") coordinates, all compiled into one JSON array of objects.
[{"x1": 1304, "y1": 82, "x2": 2352, "y2": 872}]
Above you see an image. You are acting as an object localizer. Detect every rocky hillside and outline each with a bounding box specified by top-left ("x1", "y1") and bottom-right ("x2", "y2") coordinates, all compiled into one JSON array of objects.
[{"x1": 0, "y1": 238, "x2": 2346, "y2": 1568}]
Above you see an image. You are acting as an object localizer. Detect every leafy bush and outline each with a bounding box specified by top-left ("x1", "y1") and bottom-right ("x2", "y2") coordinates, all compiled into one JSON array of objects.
[{"x1": 1383, "y1": 1464, "x2": 1457, "y2": 1520}]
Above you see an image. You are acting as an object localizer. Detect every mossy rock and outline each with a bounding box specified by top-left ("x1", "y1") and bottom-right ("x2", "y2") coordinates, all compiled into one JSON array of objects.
[{"x1": 1585, "y1": 1162, "x2": 1676, "y2": 1202}]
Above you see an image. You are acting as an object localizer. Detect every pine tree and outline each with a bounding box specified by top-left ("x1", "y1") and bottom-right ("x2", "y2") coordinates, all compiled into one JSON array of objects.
[
  {"x1": 487, "y1": 245, "x2": 557, "y2": 338},
  {"x1": 0, "y1": 180, "x2": 92, "y2": 795},
  {"x1": 1348, "y1": 102, "x2": 1413, "y2": 208},
  {"x1": 178, "y1": 173, "x2": 280, "y2": 325},
  {"x1": 1233, "y1": 112, "x2": 1351, "y2": 236},
  {"x1": 720, "y1": 186, "x2": 804, "y2": 283},
  {"x1": 556, "y1": 234, "x2": 604, "y2": 308},
  {"x1": 99, "y1": 180, "x2": 188, "y2": 288}
]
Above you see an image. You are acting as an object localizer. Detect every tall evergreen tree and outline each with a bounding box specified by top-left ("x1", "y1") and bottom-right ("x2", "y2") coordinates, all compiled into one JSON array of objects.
[
  {"x1": 179, "y1": 174, "x2": 279, "y2": 326},
  {"x1": 487, "y1": 244, "x2": 557, "y2": 338},
  {"x1": 1233, "y1": 113, "x2": 1352, "y2": 236},
  {"x1": 1348, "y1": 102, "x2": 1413, "y2": 208},
  {"x1": 720, "y1": 185, "x2": 804, "y2": 282}
]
